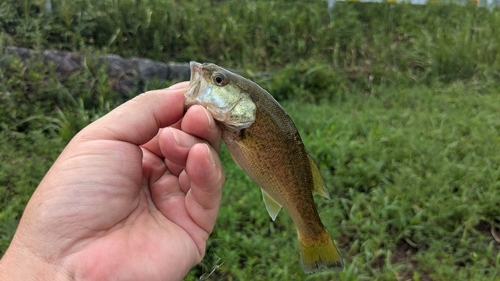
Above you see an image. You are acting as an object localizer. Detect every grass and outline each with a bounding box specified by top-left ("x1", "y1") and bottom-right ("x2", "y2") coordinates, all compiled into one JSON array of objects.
[{"x1": 1, "y1": 0, "x2": 500, "y2": 280}]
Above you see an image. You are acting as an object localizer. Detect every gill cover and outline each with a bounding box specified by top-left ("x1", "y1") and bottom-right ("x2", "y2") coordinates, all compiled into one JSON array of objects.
[{"x1": 185, "y1": 61, "x2": 256, "y2": 131}]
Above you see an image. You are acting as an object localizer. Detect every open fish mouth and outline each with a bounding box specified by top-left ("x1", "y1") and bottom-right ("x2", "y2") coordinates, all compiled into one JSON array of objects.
[
  {"x1": 184, "y1": 61, "x2": 205, "y2": 107},
  {"x1": 188, "y1": 61, "x2": 203, "y2": 85}
]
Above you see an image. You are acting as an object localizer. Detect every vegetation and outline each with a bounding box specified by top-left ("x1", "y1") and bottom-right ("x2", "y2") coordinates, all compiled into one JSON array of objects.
[{"x1": 1, "y1": 0, "x2": 500, "y2": 280}]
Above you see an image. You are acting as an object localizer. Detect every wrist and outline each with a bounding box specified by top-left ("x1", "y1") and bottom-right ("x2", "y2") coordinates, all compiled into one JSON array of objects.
[{"x1": 0, "y1": 239, "x2": 72, "y2": 281}]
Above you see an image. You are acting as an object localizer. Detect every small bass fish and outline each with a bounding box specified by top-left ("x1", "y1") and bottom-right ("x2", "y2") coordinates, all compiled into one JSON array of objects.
[{"x1": 184, "y1": 61, "x2": 343, "y2": 273}]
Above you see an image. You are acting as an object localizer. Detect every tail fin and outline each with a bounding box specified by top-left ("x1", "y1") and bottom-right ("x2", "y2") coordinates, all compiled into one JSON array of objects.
[{"x1": 298, "y1": 229, "x2": 344, "y2": 273}]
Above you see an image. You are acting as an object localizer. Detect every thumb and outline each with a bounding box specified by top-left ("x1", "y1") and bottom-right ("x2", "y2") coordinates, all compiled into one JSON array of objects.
[{"x1": 77, "y1": 82, "x2": 189, "y2": 145}]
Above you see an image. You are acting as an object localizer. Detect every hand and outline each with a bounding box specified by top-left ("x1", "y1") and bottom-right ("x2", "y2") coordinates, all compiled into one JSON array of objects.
[{"x1": 0, "y1": 82, "x2": 225, "y2": 281}]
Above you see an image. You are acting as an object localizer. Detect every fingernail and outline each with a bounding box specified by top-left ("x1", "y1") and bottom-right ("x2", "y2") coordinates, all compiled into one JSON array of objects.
[
  {"x1": 203, "y1": 107, "x2": 215, "y2": 129},
  {"x1": 205, "y1": 144, "x2": 216, "y2": 165},
  {"x1": 169, "y1": 127, "x2": 194, "y2": 148}
]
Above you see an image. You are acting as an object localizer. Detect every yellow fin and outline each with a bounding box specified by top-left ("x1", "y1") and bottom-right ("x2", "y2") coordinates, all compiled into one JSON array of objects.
[
  {"x1": 308, "y1": 156, "x2": 331, "y2": 199},
  {"x1": 298, "y1": 229, "x2": 344, "y2": 273},
  {"x1": 261, "y1": 189, "x2": 282, "y2": 221}
]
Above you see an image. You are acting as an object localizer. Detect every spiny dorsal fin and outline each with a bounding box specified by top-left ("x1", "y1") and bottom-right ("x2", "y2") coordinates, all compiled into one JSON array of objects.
[
  {"x1": 261, "y1": 189, "x2": 282, "y2": 221},
  {"x1": 308, "y1": 155, "x2": 331, "y2": 200}
]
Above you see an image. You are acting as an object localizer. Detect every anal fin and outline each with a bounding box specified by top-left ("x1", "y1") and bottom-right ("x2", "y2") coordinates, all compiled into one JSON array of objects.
[{"x1": 261, "y1": 189, "x2": 282, "y2": 221}]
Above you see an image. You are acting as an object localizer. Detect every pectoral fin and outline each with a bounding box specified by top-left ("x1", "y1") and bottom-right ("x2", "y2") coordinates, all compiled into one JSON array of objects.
[
  {"x1": 261, "y1": 189, "x2": 282, "y2": 221},
  {"x1": 308, "y1": 156, "x2": 331, "y2": 200}
]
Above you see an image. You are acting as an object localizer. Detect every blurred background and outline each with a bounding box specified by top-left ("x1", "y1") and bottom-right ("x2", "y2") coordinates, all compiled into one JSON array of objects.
[{"x1": 1, "y1": 0, "x2": 500, "y2": 280}]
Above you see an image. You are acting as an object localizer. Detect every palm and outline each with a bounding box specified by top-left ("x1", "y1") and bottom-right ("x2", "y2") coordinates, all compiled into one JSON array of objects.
[
  {"x1": 70, "y1": 171, "x2": 199, "y2": 280},
  {"x1": 46, "y1": 140, "x2": 204, "y2": 280}
]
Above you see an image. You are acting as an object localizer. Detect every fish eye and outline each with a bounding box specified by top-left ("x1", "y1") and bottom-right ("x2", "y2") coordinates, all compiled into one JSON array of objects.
[{"x1": 213, "y1": 73, "x2": 228, "y2": 86}]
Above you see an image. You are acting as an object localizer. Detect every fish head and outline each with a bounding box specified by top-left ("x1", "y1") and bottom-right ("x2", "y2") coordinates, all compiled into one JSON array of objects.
[{"x1": 185, "y1": 61, "x2": 256, "y2": 131}]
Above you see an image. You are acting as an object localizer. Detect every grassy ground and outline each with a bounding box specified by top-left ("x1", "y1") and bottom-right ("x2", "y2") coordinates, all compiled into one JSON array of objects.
[{"x1": 1, "y1": 0, "x2": 500, "y2": 280}]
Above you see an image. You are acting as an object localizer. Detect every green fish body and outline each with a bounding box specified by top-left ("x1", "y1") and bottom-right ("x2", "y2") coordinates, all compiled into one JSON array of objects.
[{"x1": 184, "y1": 61, "x2": 343, "y2": 273}]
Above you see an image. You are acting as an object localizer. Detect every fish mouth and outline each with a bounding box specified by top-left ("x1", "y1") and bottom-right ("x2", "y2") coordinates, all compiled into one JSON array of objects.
[
  {"x1": 184, "y1": 61, "x2": 204, "y2": 108},
  {"x1": 189, "y1": 61, "x2": 203, "y2": 84}
]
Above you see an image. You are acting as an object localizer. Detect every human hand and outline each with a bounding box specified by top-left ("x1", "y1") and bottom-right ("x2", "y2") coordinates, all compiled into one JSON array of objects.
[{"x1": 0, "y1": 82, "x2": 225, "y2": 281}]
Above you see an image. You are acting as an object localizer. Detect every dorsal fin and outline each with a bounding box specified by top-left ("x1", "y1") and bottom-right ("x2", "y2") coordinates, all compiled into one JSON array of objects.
[
  {"x1": 308, "y1": 156, "x2": 331, "y2": 199},
  {"x1": 261, "y1": 189, "x2": 282, "y2": 221}
]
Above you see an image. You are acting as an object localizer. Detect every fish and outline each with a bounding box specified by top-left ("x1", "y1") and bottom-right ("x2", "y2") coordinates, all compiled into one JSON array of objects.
[{"x1": 184, "y1": 61, "x2": 344, "y2": 273}]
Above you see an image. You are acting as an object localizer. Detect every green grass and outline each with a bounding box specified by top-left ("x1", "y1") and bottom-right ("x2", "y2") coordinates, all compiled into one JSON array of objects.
[
  {"x1": 2, "y1": 0, "x2": 500, "y2": 280},
  {"x1": 0, "y1": 130, "x2": 63, "y2": 251}
]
